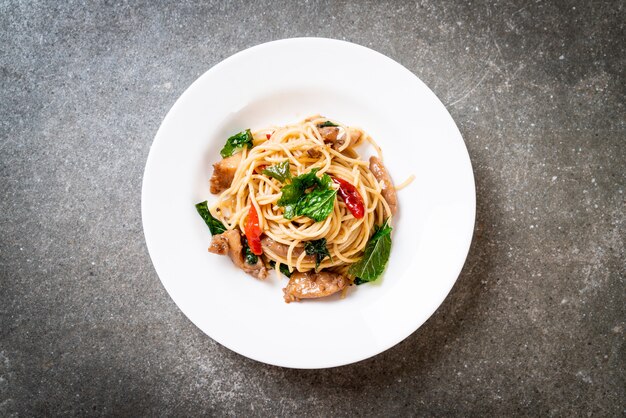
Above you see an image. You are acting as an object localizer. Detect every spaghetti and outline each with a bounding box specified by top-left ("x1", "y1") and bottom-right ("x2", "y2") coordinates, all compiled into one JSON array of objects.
[{"x1": 198, "y1": 115, "x2": 401, "y2": 302}]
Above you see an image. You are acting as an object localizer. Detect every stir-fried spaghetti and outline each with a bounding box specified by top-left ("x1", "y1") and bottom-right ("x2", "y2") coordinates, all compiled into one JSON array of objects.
[{"x1": 196, "y1": 115, "x2": 402, "y2": 302}]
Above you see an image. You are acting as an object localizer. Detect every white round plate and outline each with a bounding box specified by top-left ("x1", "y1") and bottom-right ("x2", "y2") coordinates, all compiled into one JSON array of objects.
[{"x1": 142, "y1": 38, "x2": 475, "y2": 369}]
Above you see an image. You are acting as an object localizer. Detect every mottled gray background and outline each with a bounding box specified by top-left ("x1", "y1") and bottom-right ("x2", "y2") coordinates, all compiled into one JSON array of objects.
[{"x1": 1, "y1": 0, "x2": 624, "y2": 416}]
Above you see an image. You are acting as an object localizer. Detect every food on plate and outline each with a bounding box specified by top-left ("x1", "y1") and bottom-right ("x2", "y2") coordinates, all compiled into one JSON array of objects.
[{"x1": 196, "y1": 115, "x2": 408, "y2": 302}]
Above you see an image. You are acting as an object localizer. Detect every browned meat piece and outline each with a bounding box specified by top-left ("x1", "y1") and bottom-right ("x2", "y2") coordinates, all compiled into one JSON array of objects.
[
  {"x1": 283, "y1": 271, "x2": 349, "y2": 303},
  {"x1": 318, "y1": 126, "x2": 340, "y2": 142},
  {"x1": 317, "y1": 127, "x2": 362, "y2": 150},
  {"x1": 369, "y1": 156, "x2": 397, "y2": 215},
  {"x1": 306, "y1": 148, "x2": 322, "y2": 158},
  {"x1": 210, "y1": 153, "x2": 242, "y2": 194},
  {"x1": 209, "y1": 229, "x2": 268, "y2": 279},
  {"x1": 208, "y1": 233, "x2": 231, "y2": 256},
  {"x1": 260, "y1": 236, "x2": 315, "y2": 263}
]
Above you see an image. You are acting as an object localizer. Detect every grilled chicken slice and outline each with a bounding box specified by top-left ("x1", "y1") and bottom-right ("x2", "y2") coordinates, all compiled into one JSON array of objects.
[
  {"x1": 210, "y1": 153, "x2": 242, "y2": 194},
  {"x1": 369, "y1": 156, "x2": 397, "y2": 215},
  {"x1": 317, "y1": 126, "x2": 362, "y2": 150},
  {"x1": 283, "y1": 271, "x2": 349, "y2": 303},
  {"x1": 209, "y1": 229, "x2": 268, "y2": 279},
  {"x1": 260, "y1": 236, "x2": 316, "y2": 263}
]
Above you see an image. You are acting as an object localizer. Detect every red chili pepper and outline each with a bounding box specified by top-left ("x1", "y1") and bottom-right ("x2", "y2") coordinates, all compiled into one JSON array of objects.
[
  {"x1": 266, "y1": 133, "x2": 271, "y2": 140},
  {"x1": 332, "y1": 177, "x2": 365, "y2": 219},
  {"x1": 245, "y1": 204, "x2": 263, "y2": 255}
]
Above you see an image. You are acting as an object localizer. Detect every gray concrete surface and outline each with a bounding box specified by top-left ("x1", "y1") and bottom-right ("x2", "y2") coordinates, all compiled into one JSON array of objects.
[{"x1": 1, "y1": 0, "x2": 624, "y2": 416}]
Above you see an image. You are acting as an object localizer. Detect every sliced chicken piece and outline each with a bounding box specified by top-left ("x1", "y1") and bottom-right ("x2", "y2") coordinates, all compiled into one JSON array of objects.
[
  {"x1": 209, "y1": 229, "x2": 268, "y2": 279},
  {"x1": 210, "y1": 153, "x2": 242, "y2": 194},
  {"x1": 283, "y1": 271, "x2": 349, "y2": 303},
  {"x1": 369, "y1": 156, "x2": 397, "y2": 215},
  {"x1": 260, "y1": 236, "x2": 315, "y2": 263},
  {"x1": 318, "y1": 126, "x2": 340, "y2": 142},
  {"x1": 317, "y1": 126, "x2": 363, "y2": 150},
  {"x1": 208, "y1": 232, "x2": 233, "y2": 256}
]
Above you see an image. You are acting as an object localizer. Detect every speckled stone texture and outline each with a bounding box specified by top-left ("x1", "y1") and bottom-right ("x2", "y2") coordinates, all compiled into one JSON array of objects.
[{"x1": 1, "y1": 0, "x2": 624, "y2": 416}]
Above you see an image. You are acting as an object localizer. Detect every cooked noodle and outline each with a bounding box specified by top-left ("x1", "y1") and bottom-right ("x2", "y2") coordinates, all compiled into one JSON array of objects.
[
  {"x1": 395, "y1": 174, "x2": 416, "y2": 191},
  {"x1": 210, "y1": 115, "x2": 392, "y2": 274}
]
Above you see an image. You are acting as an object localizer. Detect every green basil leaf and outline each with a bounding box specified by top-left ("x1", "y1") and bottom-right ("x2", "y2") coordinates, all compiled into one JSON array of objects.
[
  {"x1": 318, "y1": 173, "x2": 332, "y2": 190},
  {"x1": 370, "y1": 219, "x2": 392, "y2": 241},
  {"x1": 195, "y1": 201, "x2": 226, "y2": 235},
  {"x1": 282, "y1": 203, "x2": 298, "y2": 220},
  {"x1": 296, "y1": 189, "x2": 336, "y2": 222},
  {"x1": 276, "y1": 168, "x2": 335, "y2": 222},
  {"x1": 348, "y1": 220, "x2": 392, "y2": 283},
  {"x1": 291, "y1": 168, "x2": 321, "y2": 191},
  {"x1": 220, "y1": 129, "x2": 254, "y2": 158},
  {"x1": 269, "y1": 260, "x2": 292, "y2": 278},
  {"x1": 279, "y1": 264, "x2": 291, "y2": 277},
  {"x1": 277, "y1": 182, "x2": 302, "y2": 206},
  {"x1": 304, "y1": 238, "x2": 331, "y2": 270},
  {"x1": 317, "y1": 121, "x2": 338, "y2": 127},
  {"x1": 241, "y1": 236, "x2": 258, "y2": 265},
  {"x1": 262, "y1": 160, "x2": 292, "y2": 183},
  {"x1": 277, "y1": 169, "x2": 320, "y2": 206}
]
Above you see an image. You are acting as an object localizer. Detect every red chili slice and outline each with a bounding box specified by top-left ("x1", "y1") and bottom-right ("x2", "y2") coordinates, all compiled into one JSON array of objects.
[
  {"x1": 332, "y1": 177, "x2": 365, "y2": 219},
  {"x1": 245, "y1": 204, "x2": 263, "y2": 255}
]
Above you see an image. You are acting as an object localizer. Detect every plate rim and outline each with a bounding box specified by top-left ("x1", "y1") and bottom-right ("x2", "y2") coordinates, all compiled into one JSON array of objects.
[{"x1": 142, "y1": 37, "x2": 476, "y2": 369}]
